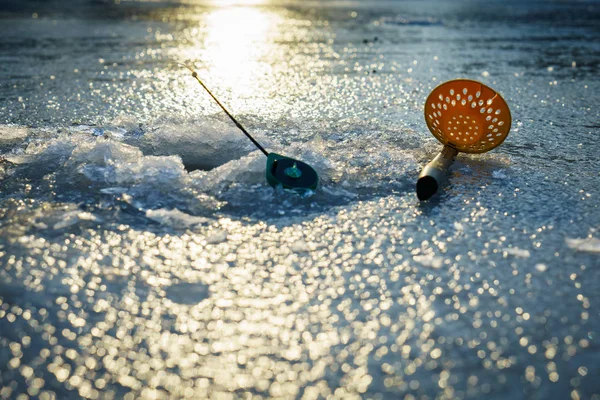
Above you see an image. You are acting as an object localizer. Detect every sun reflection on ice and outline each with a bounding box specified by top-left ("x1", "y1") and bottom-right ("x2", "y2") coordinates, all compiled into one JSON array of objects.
[
  {"x1": 209, "y1": 0, "x2": 268, "y2": 5},
  {"x1": 182, "y1": 6, "x2": 278, "y2": 94},
  {"x1": 173, "y1": 4, "x2": 284, "y2": 114}
]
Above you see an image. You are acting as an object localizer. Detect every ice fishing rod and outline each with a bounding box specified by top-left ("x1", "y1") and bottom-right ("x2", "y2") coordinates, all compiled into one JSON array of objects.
[{"x1": 182, "y1": 64, "x2": 319, "y2": 193}]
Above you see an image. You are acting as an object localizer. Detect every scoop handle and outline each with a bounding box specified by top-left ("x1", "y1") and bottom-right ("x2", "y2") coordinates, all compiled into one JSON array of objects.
[{"x1": 416, "y1": 145, "x2": 459, "y2": 200}]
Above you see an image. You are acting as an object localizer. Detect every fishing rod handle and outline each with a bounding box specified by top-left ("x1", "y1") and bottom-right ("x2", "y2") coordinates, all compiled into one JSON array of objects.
[{"x1": 416, "y1": 145, "x2": 459, "y2": 200}]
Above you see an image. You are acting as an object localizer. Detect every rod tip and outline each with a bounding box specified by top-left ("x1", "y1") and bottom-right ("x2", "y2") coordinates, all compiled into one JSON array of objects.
[
  {"x1": 191, "y1": 71, "x2": 197, "y2": 78},
  {"x1": 416, "y1": 176, "x2": 438, "y2": 201}
]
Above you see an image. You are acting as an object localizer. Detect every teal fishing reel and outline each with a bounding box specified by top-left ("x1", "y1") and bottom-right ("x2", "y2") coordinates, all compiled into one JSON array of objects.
[
  {"x1": 266, "y1": 153, "x2": 319, "y2": 192},
  {"x1": 186, "y1": 67, "x2": 319, "y2": 193}
]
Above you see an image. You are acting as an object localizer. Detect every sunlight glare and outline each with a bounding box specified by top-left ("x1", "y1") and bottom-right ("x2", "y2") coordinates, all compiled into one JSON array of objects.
[
  {"x1": 209, "y1": 0, "x2": 268, "y2": 5},
  {"x1": 204, "y1": 7, "x2": 276, "y2": 86}
]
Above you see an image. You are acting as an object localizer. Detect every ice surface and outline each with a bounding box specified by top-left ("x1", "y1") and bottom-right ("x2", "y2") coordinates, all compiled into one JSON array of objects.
[
  {"x1": 146, "y1": 208, "x2": 210, "y2": 227},
  {"x1": 135, "y1": 115, "x2": 263, "y2": 171},
  {"x1": 566, "y1": 236, "x2": 600, "y2": 254},
  {"x1": 502, "y1": 247, "x2": 531, "y2": 258},
  {"x1": 1, "y1": 1, "x2": 599, "y2": 399},
  {"x1": 0, "y1": 125, "x2": 28, "y2": 150},
  {"x1": 51, "y1": 210, "x2": 97, "y2": 230}
]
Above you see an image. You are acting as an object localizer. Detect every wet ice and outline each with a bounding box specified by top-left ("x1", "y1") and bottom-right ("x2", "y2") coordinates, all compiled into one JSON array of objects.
[{"x1": 1, "y1": 1, "x2": 600, "y2": 399}]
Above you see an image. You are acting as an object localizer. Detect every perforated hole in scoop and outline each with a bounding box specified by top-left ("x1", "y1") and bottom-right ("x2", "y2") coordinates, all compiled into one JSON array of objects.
[{"x1": 424, "y1": 79, "x2": 511, "y2": 154}]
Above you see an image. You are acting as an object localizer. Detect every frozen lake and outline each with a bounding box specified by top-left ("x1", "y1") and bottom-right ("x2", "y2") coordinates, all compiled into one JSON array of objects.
[{"x1": 1, "y1": 0, "x2": 599, "y2": 398}]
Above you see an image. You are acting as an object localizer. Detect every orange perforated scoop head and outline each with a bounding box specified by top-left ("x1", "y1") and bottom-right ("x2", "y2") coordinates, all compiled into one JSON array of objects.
[{"x1": 424, "y1": 79, "x2": 512, "y2": 154}]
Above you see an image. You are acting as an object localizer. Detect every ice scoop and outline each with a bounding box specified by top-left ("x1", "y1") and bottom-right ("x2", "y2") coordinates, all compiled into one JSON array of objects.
[
  {"x1": 184, "y1": 65, "x2": 319, "y2": 194},
  {"x1": 417, "y1": 79, "x2": 511, "y2": 200}
]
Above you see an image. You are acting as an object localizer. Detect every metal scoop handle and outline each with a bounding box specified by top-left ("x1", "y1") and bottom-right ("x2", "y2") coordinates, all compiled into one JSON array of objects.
[{"x1": 416, "y1": 145, "x2": 459, "y2": 200}]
